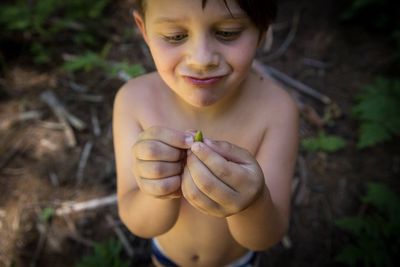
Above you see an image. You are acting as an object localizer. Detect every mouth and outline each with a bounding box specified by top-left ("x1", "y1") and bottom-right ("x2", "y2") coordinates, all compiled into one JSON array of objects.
[{"x1": 183, "y1": 75, "x2": 225, "y2": 87}]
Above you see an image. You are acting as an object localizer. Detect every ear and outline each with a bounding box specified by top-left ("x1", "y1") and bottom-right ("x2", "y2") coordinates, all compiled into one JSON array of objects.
[{"x1": 133, "y1": 10, "x2": 149, "y2": 44}]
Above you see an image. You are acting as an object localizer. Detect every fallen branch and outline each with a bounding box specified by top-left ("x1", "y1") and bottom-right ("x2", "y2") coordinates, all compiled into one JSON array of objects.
[
  {"x1": 55, "y1": 194, "x2": 117, "y2": 216},
  {"x1": 76, "y1": 141, "x2": 94, "y2": 186},
  {"x1": 40, "y1": 90, "x2": 86, "y2": 147},
  {"x1": 264, "y1": 12, "x2": 301, "y2": 61},
  {"x1": 91, "y1": 107, "x2": 102, "y2": 137},
  {"x1": 0, "y1": 110, "x2": 42, "y2": 129},
  {"x1": 252, "y1": 60, "x2": 332, "y2": 104}
]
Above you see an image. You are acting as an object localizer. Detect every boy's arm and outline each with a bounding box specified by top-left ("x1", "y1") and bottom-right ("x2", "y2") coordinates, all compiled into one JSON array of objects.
[
  {"x1": 113, "y1": 84, "x2": 182, "y2": 238},
  {"x1": 226, "y1": 90, "x2": 299, "y2": 250}
]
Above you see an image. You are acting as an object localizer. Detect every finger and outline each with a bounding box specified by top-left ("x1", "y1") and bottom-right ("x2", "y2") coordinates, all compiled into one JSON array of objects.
[
  {"x1": 138, "y1": 126, "x2": 193, "y2": 149},
  {"x1": 203, "y1": 138, "x2": 253, "y2": 164},
  {"x1": 134, "y1": 140, "x2": 186, "y2": 161},
  {"x1": 136, "y1": 160, "x2": 183, "y2": 179},
  {"x1": 181, "y1": 167, "x2": 223, "y2": 217},
  {"x1": 138, "y1": 175, "x2": 181, "y2": 197},
  {"x1": 187, "y1": 152, "x2": 237, "y2": 207},
  {"x1": 190, "y1": 142, "x2": 246, "y2": 189}
]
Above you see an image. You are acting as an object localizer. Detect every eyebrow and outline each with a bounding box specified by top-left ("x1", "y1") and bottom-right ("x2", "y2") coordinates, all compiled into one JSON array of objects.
[{"x1": 154, "y1": 13, "x2": 248, "y2": 24}]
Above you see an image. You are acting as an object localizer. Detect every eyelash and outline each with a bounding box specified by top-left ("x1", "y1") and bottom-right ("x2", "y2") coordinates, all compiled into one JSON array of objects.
[{"x1": 162, "y1": 30, "x2": 242, "y2": 43}]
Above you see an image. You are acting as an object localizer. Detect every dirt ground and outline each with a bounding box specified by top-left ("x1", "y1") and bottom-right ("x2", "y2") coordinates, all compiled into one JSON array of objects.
[{"x1": 0, "y1": 0, "x2": 399, "y2": 266}]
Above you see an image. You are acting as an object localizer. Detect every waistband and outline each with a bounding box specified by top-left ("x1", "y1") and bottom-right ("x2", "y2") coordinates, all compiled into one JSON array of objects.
[{"x1": 151, "y1": 238, "x2": 258, "y2": 267}]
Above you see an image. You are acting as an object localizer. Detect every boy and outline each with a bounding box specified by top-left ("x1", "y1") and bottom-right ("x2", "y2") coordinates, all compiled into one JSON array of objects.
[{"x1": 113, "y1": 0, "x2": 299, "y2": 266}]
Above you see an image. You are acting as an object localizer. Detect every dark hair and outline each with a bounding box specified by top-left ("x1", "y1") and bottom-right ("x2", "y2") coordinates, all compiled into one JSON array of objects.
[{"x1": 133, "y1": 0, "x2": 277, "y2": 32}]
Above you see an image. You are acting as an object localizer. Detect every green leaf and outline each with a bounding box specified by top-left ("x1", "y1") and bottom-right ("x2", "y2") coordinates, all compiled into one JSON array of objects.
[
  {"x1": 357, "y1": 122, "x2": 391, "y2": 148},
  {"x1": 352, "y1": 78, "x2": 400, "y2": 148},
  {"x1": 39, "y1": 207, "x2": 54, "y2": 222},
  {"x1": 362, "y1": 182, "x2": 400, "y2": 222},
  {"x1": 63, "y1": 52, "x2": 105, "y2": 73},
  {"x1": 335, "y1": 217, "x2": 366, "y2": 235},
  {"x1": 75, "y1": 239, "x2": 129, "y2": 267},
  {"x1": 301, "y1": 132, "x2": 346, "y2": 152},
  {"x1": 335, "y1": 182, "x2": 400, "y2": 267},
  {"x1": 109, "y1": 62, "x2": 146, "y2": 78},
  {"x1": 335, "y1": 244, "x2": 363, "y2": 266}
]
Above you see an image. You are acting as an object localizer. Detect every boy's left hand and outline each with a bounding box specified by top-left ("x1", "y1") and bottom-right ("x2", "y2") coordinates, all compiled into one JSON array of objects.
[{"x1": 182, "y1": 139, "x2": 265, "y2": 217}]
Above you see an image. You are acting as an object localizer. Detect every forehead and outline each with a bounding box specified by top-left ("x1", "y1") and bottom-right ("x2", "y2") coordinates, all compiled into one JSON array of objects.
[{"x1": 145, "y1": 0, "x2": 245, "y2": 21}]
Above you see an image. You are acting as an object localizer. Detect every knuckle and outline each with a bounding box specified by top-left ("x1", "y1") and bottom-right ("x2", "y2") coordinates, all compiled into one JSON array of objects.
[
  {"x1": 142, "y1": 142, "x2": 160, "y2": 159},
  {"x1": 149, "y1": 163, "x2": 164, "y2": 177},
  {"x1": 220, "y1": 141, "x2": 233, "y2": 152},
  {"x1": 198, "y1": 178, "x2": 214, "y2": 195},
  {"x1": 184, "y1": 187, "x2": 200, "y2": 202}
]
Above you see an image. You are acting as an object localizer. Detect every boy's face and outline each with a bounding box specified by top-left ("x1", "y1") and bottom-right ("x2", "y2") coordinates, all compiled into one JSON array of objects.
[{"x1": 134, "y1": 0, "x2": 261, "y2": 108}]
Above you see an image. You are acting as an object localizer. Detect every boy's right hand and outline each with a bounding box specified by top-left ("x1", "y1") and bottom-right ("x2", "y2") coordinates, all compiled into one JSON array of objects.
[{"x1": 132, "y1": 126, "x2": 193, "y2": 199}]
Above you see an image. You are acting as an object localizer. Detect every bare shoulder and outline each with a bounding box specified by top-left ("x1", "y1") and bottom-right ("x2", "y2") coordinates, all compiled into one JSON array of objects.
[
  {"x1": 113, "y1": 72, "x2": 163, "y2": 119},
  {"x1": 114, "y1": 72, "x2": 160, "y2": 107},
  {"x1": 252, "y1": 72, "x2": 299, "y2": 126}
]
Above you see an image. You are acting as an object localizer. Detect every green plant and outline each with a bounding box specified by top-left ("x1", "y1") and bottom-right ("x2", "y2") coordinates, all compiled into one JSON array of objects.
[
  {"x1": 341, "y1": 0, "x2": 388, "y2": 20},
  {"x1": 39, "y1": 207, "x2": 55, "y2": 223},
  {"x1": 335, "y1": 182, "x2": 400, "y2": 267},
  {"x1": 301, "y1": 132, "x2": 346, "y2": 153},
  {"x1": 62, "y1": 51, "x2": 145, "y2": 79},
  {"x1": 75, "y1": 239, "x2": 130, "y2": 267},
  {"x1": 352, "y1": 78, "x2": 400, "y2": 148},
  {"x1": 0, "y1": 0, "x2": 111, "y2": 64}
]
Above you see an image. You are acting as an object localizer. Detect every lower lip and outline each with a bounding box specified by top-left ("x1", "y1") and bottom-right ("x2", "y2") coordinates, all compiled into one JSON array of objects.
[{"x1": 184, "y1": 76, "x2": 224, "y2": 87}]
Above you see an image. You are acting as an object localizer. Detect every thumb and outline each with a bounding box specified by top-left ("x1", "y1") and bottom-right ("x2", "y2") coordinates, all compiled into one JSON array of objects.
[{"x1": 203, "y1": 138, "x2": 253, "y2": 164}]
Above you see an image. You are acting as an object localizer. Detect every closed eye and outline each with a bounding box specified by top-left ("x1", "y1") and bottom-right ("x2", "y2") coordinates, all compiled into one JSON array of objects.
[
  {"x1": 162, "y1": 33, "x2": 188, "y2": 43},
  {"x1": 216, "y1": 30, "x2": 242, "y2": 41}
]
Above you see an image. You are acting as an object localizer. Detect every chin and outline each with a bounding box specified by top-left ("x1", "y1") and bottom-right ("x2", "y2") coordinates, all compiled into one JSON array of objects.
[{"x1": 186, "y1": 93, "x2": 221, "y2": 108}]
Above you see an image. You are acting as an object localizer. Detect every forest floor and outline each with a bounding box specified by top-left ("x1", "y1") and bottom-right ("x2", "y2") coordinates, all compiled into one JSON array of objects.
[{"x1": 0, "y1": 0, "x2": 398, "y2": 266}]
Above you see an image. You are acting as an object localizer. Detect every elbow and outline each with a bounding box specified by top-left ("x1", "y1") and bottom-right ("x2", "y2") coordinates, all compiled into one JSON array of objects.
[
  {"x1": 238, "y1": 224, "x2": 289, "y2": 251},
  {"x1": 118, "y1": 204, "x2": 146, "y2": 238},
  {"x1": 117, "y1": 200, "x2": 176, "y2": 238},
  {"x1": 118, "y1": 204, "x2": 155, "y2": 238}
]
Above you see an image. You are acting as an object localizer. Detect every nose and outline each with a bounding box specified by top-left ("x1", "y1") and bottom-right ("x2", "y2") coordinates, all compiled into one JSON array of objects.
[{"x1": 186, "y1": 34, "x2": 219, "y2": 71}]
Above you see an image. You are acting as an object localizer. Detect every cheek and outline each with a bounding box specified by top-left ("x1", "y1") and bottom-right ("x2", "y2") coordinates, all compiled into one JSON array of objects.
[
  {"x1": 226, "y1": 39, "x2": 258, "y2": 71},
  {"x1": 148, "y1": 42, "x2": 180, "y2": 72}
]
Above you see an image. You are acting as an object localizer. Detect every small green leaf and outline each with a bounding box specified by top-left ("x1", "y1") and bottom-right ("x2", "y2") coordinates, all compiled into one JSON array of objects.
[
  {"x1": 301, "y1": 132, "x2": 346, "y2": 152},
  {"x1": 335, "y1": 244, "x2": 363, "y2": 266},
  {"x1": 352, "y1": 77, "x2": 400, "y2": 148},
  {"x1": 40, "y1": 207, "x2": 54, "y2": 222}
]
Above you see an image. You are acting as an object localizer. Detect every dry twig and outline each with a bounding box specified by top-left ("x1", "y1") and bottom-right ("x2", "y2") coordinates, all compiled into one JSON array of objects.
[
  {"x1": 264, "y1": 12, "x2": 301, "y2": 61},
  {"x1": 252, "y1": 60, "x2": 332, "y2": 104},
  {"x1": 76, "y1": 141, "x2": 94, "y2": 186},
  {"x1": 91, "y1": 107, "x2": 102, "y2": 137},
  {"x1": 55, "y1": 194, "x2": 117, "y2": 216},
  {"x1": 40, "y1": 90, "x2": 86, "y2": 147}
]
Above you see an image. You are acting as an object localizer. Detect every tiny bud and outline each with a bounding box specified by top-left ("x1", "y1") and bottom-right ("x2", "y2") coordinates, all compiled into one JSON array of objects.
[{"x1": 194, "y1": 130, "x2": 203, "y2": 142}]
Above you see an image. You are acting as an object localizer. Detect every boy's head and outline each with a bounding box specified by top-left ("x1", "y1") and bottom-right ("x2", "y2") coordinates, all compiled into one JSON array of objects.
[
  {"x1": 132, "y1": 0, "x2": 277, "y2": 33},
  {"x1": 131, "y1": 0, "x2": 277, "y2": 108}
]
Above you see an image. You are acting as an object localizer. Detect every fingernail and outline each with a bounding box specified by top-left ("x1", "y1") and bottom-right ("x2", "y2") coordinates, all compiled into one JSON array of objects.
[{"x1": 185, "y1": 134, "x2": 194, "y2": 146}]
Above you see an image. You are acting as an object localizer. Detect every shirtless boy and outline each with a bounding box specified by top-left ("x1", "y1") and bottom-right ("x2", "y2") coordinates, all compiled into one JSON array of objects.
[{"x1": 113, "y1": 0, "x2": 299, "y2": 266}]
